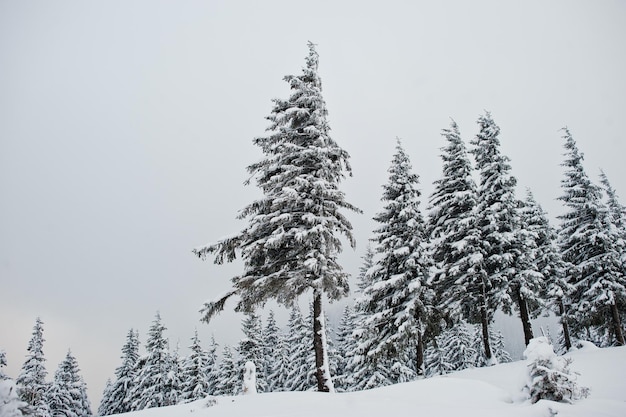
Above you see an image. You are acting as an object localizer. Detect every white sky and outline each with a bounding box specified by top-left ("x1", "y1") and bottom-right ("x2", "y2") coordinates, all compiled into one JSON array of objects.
[{"x1": 1, "y1": 0, "x2": 625, "y2": 407}]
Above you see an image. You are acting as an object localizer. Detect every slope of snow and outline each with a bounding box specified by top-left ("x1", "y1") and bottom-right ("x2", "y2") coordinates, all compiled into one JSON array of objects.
[{"x1": 114, "y1": 346, "x2": 626, "y2": 417}]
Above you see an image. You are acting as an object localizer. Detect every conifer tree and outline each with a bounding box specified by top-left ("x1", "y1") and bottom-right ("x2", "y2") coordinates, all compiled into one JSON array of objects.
[
  {"x1": 205, "y1": 336, "x2": 219, "y2": 396},
  {"x1": 438, "y1": 321, "x2": 477, "y2": 373},
  {"x1": 213, "y1": 346, "x2": 238, "y2": 396},
  {"x1": 284, "y1": 306, "x2": 310, "y2": 391},
  {"x1": 96, "y1": 380, "x2": 113, "y2": 417},
  {"x1": 357, "y1": 139, "x2": 431, "y2": 378},
  {"x1": 524, "y1": 190, "x2": 574, "y2": 351},
  {"x1": 333, "y1": 305, "x2": 358, "y2": 392},
  {"x1": 262, "y1": 311, "x2": 285, "y2": 392},
  {"x1": 236, "y1": 313, "x2": 267, "y2": 393},
  {"x1": 193, "y1": 42, "x2": 360, "y2": 393},
  {"x1": 46, "y1": 351, "x2": 91, "y2": 417},
  {"x1": 427, "y1": 120, "x2": 485, "y2": 351},
  {"x1": 130, "y1": 313, "x2": 175, "y2": 410},
  {"x1": 1, "y1": 350, "x2": 26, "y2": 417},
  {"x1": 98, "y1": 329, "x2": 139, "y2": 415},
  {"x1": 470, "y1": 112, "x2": 531, "y2": 360},
  {"x1": 179, "y1": 330, "x2": 211, "y2": 403},
  {"x1": 557, "y1": 128, "x2": 626, "y2": 346},
  {"x1": 16, "y1": 318, "x2": 49, "y2": 417},
  {"x1": 356, "y1": 245, "x2": 375, "y2": 293}
]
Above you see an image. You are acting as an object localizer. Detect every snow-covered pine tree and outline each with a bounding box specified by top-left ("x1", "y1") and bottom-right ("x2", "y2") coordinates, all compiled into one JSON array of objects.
[
  {"x1": 284, "y1": 305, "x2": 311, "y2": 392},
  {"x1": 470, "y1": 112, "x2": 531, "y2": 360},
  {"x1": 98, "y1": 329, "x2": 140, "y2": 415},
  {"x1": 357, "y1": 138, "x2": 431, "y2": 379},
  {"x1": 427, "y1": 120, "x2": 485, "y2": 354},
  {"x1": 213, "y1": 346, "x2": 238, "y2": 396},
  {"x1": 193, "y1": 43, "x2": 360, "y2": 393},
  {"x1": 524, "y1": 190, "x2": 574, "y2": 351},
  {"x1": 0, "y1": 351, "x2": 7, "y2": 381},
  {"x1": 333, "y1": 305, "x2": 358, "y2": 392},
  {"x1": 46, "y1": 351, "x2": 91, "y2": 417},
  {"x1": 179, "y1": 330, "x2": 211, "y2": 403},
  {"x1": 236, "y1": 313, "x2": 267, "y2": 393},
  {"x1": 262, "y1": 311, "x2": 285, "y2": 392},
  {"x1": 489, "y1": 327, "x2": 512, "y2": 364},
  {"x1": 600, "y1": 170, "x2": 626, "y2": 232},
  {"x1": 356, "y1": 245, "x2": 375, "y2": 293},
  {"x1": 1, "y1": 350, "x2": 26, "y2": 417},
  {"x1": 96, "y1": 379, "x2": 113, "y2": 417},
  {"x1": 523, "y1": 337, "x2": 588, "y2": 403},
  {"x1": 205, "y1": 336, "x2": 219, "y2": 395},
  {"x1": 437, "y1": 321, "x2": 477, "y2": 374},
  {"x1": 16, "y1": 318, "x2": 49, "y2": 417},
  {"x1": 130, "y1": 313, "x2": 175, "y2": 410},
  {"x1": 46, "y1": 353, "x2": 88, "y2": 417},
  {"x1": 557, "y1": 128, "x2": 626, "y2": 346},
  {"x1": 512, "y1": 196, "x2": 546, "y2": 345}
]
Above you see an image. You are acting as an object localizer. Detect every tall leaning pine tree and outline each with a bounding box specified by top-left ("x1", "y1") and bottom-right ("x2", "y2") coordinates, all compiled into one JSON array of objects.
[
  {"x1": 357, "y1": 138, "x2": 431, "y2": 378},
  {"x1": 193, "y1": 42, "x2": 360, "y2": 392},
  {"x1": 557, "y1": 129, "x2": 625, "y2": 346}
]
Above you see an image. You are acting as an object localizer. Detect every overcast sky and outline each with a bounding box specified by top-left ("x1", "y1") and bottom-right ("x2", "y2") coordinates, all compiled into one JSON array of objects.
[{"x1": 1, "y1": 0, "x2": 625, "y2": 407}]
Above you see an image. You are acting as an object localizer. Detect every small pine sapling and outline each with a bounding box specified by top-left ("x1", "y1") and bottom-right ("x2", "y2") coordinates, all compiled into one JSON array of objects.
[{"x1": 523, "y1": 337, "x2": 589, "y2": 404}]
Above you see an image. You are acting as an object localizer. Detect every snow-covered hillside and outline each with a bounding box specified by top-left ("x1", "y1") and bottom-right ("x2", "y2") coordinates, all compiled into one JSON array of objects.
[{"x1": 115, "y1": 344, "x2": 626, "y2": 417}]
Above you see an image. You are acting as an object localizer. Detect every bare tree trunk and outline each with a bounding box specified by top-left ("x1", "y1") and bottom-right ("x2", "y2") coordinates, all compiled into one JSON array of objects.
[
  {"x1": 610, "y1": 302, "x2": 625, "y2": 346},
  {"x1": 313, "y1": 288, "x2": 335, "y2": 392},
  {"x1": 516, "y1": 287, "x2": 534, "y2": 346},
  {"x1": 557, "y1": 299, "x2": 572, "y2": 351}
]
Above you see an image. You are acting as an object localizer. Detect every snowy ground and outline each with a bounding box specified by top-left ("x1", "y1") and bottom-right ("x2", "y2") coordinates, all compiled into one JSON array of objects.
[{"x1": 116, "y1": 344, "x2": 626, "y2": 417}]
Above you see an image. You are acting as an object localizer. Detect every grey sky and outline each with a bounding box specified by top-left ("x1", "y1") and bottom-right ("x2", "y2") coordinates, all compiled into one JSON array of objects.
[{"x1": 1, "y1": 0, "x2": 625, "y2": 406}]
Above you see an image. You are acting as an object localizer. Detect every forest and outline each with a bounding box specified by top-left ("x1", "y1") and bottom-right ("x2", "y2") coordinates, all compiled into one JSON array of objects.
[{"x1": 2, "y1": 42, "x2": 624, "y2": 417}]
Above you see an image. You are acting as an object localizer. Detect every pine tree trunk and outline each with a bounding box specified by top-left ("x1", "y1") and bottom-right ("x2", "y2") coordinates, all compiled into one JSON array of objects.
[
  {"x1": 480, "y1": 305, "x2": 493, "y2": 362},
  {"x1": 313, "y1": 288, "x2": 335, "y2": 392},
  {"x1": 416, "y1": 327, "x2": 424, "y2": 376},
  {"x1": 610, "y1": 302, "x2": 625, "y2": 346},
  {"x1": 480, "y1": 281, "x2": 493, "y2": 363},
  {"x1": 516, "y1": 287, "x2": 534, "y2": 346},
  {"x1": 557, "y1": 299, "x2": 572, "y2": 351}
]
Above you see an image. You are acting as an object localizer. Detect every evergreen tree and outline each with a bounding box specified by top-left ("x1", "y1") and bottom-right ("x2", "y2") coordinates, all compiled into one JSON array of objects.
[
  {"x1": 98, "y1": 329, "x2": 139, "y2": 415},
  {"x1": 357, "y1": 139, "x2": 430, "y2": 379},
  {"x1": 236, "y1": 313, "x2": 267, "y2": 393},
  {"x1": 96, "y1": 380, "x2": 113, "y2": 417},
  {"x1": 470, "y1": 112, "x2": 529, "y2": 360},
  {"x1": 284, "y1": 306, "x2": 310, "y2": 391},
  {"x1": 193, "y1": 42, "x2": 360, "y2": 392},
  {"x1": 523, "y1": 337, "x2": 588, "y2": 403},
  {"x1": 179, "y1": 330, "x2": 212, "y2": 403},
  {"x1": 46, "y1": 351, "x2": 91, "y2": 417},
  {"x1": 130, "y1": 313, "x2": 174, "y2": 410},
  {"x1": 489, "y1": 327, "x2": 512, "y2": 364},
  {"x1": 438, "y1": 321, "x2": 477, "y2": 373},
  {"x1": 513, "y1": 197, "x2": 546, "y2": 345},
  {"x1": 333, "y1": 305, "x2": 358, "y2": 392},
  {"x1": 0, "y1": 351, "x2": 7, "y2": 381},
  {"x1": 356, "y1": 245, "x2": 375, "y2": 293},
  {"x1": 163, "y1": 344, "x2": 182, "y2": 407},
  {"x1": 1, "y1": 351, "x2": 26, "y2": 417},
  {"x1": 524, "y1": 190, "x2": 574, "y2": 351},
  {"x1": 16, "y1": 318, "x2": 49, "y2": 417},
  {"x1": 557, "y1": 128, "x2": 626, "y2": 346},
  {"x1": 213, "y1": 346, "x2": 238, "y2": 396},
  {"x1": 600, "y1": 170, "x2": 626, "y2": 231},
  {"x1": 427, "y1": 120, "x2": 484, "y2": 351},
  {"x1": 262, "y1": 311, "x2": 285, "y2": 392},
  {"x1": 205, "y1": 336, "x2": 219, "y2": 396}
]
